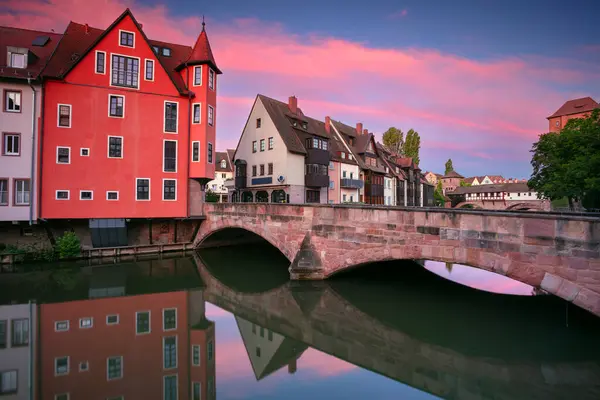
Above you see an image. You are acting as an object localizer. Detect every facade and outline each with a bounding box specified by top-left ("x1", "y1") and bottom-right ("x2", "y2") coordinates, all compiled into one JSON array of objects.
[
  {"x1": 447, "y1": 182, "x2": 547, "y2": 210},
  {"x1": 327, "y1": 118, "x2": 363, "y2": 204},
  {"x1": 0, "y1": 27, "x2": 61, "y2": 224},
  {"x1": 39, "y1": 9, "x2": 221, "y2": 220},
  {"x1": 424, "y1": 171, "x2": 443, "y2": 187},
  {"x1": 207, "y1": 149, "x2": 233, "y2": 202},
  {"x1": 0, "y1": 303, "x2": 36, "y2": 399},
  {"x1": 547, "y1": 97, "x2": 598, "y2": 133},
  {"x1": 464, "y1": 175, "x2": 505, "y2": 186},
  {"x1": 441, "y1": 170, "x2": 464, "y2": 195}
]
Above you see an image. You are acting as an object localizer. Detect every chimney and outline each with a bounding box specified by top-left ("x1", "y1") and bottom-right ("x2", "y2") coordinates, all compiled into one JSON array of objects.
[
  {"x1": 325, "y1": 116, "x2": 331, "y2": 133},
  {"x1": 288, "y1": 96, "x2": 298, "y2": 114},
  {"x1": 356, "y1": 122, "x2": 363, "y2": 135},
  {"x1": 363, "y1": 129, "x2": 368, "y2": 135},
  {"x1": 84, "y1": 23, "x2": 90, "y2": 34},
  {"x1": 288, "y1": 359, "x2": 297, "y2": 374}
]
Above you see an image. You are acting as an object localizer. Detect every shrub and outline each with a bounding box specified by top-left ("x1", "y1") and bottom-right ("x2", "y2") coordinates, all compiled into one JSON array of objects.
[{"x1": 55, "y1": 232, "x2": 81, "y2": 259}]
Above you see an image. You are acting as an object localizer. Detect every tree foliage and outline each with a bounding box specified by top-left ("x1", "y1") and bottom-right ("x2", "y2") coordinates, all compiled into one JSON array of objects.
[
  {"x1": 460, "y1": 180, "x2": 471, "y2": 187},
  {"x1": 404, "y1": 129, "x2": 421, "y2": 166},
  {"x1": 445, "y1": 159, "x2": 454, "y2": 175},
  {"x1": 529, "y1": 109, "x2": 600, "y2": 210},
  {"x1": 381, "y1": 127, "x2": 421, "y2": 166},
  {"x1": 205, "y1": 189, "x2": 219, "y2": 203},
  {"x1": 382, "y1": 127, "x2": 404, "y2": 154},
  {"x1": 433, "y1": 180, "x2": 445, "y2": 206},
  {"x1": 55, "y1": 231, "x2": 81, "y2": 259}
]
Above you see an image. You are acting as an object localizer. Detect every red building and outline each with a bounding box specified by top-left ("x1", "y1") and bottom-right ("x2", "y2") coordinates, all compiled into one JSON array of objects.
[
  {"x1": 547, "y1": 97, "x2": 598, "y2": 133},
  {"x1": 40, "y1": 9, "x2": 221, "y2": 220}
]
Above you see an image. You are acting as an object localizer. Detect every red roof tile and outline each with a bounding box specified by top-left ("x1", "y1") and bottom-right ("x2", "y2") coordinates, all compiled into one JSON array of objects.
[
  {"x1": 548, "y1": 97, "x2": 598, "y2": 119},
  {"x1": 184, "y1": 24, "x2": 221, "y2": 74}
]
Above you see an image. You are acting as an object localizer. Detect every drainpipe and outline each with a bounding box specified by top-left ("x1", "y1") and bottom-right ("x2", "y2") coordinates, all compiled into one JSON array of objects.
[
  {"x1": 185, "y1": 64, "x2": 191, "y2": 217},
  {"x1": 27, "y1": 79, "x2": 37, "y2": 226}
]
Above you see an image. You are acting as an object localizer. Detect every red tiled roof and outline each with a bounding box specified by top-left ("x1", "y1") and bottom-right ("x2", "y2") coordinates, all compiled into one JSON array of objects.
[
  {"x1": 548, "y1": 97, "x2": 598, "y2": 119},
  {"x1": 443, "y1": 170, "x2": 464, "y2": 179},
  {"x1": 215, "y1": 151, "x2": 233, "y2": 172},
  {"x1": 183, "y1": 25, "x2": 221, "y2": 74},
  {"x1": 0, "y1": 26, "x2": 62, "y2": 80}
]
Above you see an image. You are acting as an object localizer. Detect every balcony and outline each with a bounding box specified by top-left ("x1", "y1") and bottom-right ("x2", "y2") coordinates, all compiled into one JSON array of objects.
[
  {"x1": 306, "y1": 148, "x2": 330, "y2": 165},
  {"x1": 305, "y1": 173, "x2": 329, "y2": 187},
  {"x1": 340, "y1": 178, "x2": 364, "y2": 189},
  {"x1": 235, "y1": 176, "x2": 247, "y2": 189}
]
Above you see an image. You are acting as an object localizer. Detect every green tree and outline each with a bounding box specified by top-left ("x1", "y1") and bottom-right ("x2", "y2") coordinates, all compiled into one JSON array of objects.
[
  {"x1": 205, "y1": 189, "x2": 219, "y2": 203},
  {"x1": 460, "y1": 180, "x2": 471, "y2": 187},
  {"x1": 529, "y1": 109, "x2": 600, "y2": 210},
  {"x1": 55, "y1": 231, "x2": 80, "y2": 259},
  {"x1": 382, "y1": 127, "x2": 404, "y2": 154},
  {"x1": 445, "y1": 159, "x2": 454, "y2": 175},
  {"x1": 433, "y1": 180, "x2": 445, "y2": 206},
  {"x1": 404, "y1": 129, "x2": 421, "y2": 165}
]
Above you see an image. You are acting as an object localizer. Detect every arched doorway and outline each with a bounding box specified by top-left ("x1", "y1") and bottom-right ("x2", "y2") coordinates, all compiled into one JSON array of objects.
[
  {"x1": 231, "y1": 191, "x2": 239, "y2": 203},
  {"x1": 242, "y1": 191, "x2": 253, "y2": 203},
  {"x1": 271, "y1": 190, "x2": 286, "y2": 203},
  {"x1": 256, "y1": 191, "x2": 269, "y2": 203}
]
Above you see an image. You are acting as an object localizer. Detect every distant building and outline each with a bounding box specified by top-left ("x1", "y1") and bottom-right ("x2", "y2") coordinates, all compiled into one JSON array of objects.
[
  {"x1": 207, "y1": 149, "x2": 234, "y2": 202},
  {"x1": 441, "y1": 170, "x2": 464, "y2": 195},
  {"x1": 424, "y1": 171, "x2": 443, "y2": 187},
  {"x1": 446, "y1": 182, "x2": 549, "y2": 211},
  {"x1": 547, "y1": 97, "x2": 598, "y2": 133},
  {"x1": 464, "y1": 175, "x2": 505, "y2": 186}
]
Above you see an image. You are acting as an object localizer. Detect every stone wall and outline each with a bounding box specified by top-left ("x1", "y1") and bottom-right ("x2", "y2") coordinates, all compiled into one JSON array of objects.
[{"x1": 196, "y1": 203, "x2": 600, "y2": 316}]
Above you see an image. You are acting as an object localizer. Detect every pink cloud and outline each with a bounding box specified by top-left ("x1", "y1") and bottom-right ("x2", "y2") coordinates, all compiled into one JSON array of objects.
[{"x1": 389, "y1": 9, "x2": 409, "y2": 19}]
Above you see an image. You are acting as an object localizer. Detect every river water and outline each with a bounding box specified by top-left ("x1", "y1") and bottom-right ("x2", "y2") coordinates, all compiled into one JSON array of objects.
[{"x1": 1, "y1": 243, "x2": 599, "y2": 400}]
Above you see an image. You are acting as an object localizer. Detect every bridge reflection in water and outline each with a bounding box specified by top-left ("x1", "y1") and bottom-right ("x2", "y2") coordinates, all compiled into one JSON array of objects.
[{"x1": 196, "y1": 244, "x2": 600, "y2": 400}]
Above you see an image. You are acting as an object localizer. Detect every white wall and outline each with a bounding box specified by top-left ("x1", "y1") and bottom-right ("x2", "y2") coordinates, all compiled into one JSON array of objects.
[
  {"x1": 207, "y1": 170, "x2": 232, "y2": 196},
  {"x1": 0, "y1": 82, "x2": 41, "y2": 222},
  {"x1": 235, "y1": 316, "x2": 285, "y2": 378},
  {"x1": 339, "y1": 163, "x2": 360, "y2": 203}
]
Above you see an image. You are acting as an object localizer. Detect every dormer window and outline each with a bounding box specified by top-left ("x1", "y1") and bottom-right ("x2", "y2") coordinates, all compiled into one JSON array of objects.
[
  {"x1": 301, "y1": 122, "x2": 308, "y2": 130},
  {"x1": 153, "y1": 46, "x2": 159, "y2": 54},
  {"x1": 292, "y1": 120, "x2": 298, "y2": 127},
  {"x1": 7, "y1": 47, "x2": 28, "y2": 69},
  {"x1": 349, "y1": 155, "x2": 353, "y2": 160},
  {"x1": 220, "y1": 160, "x2": 226, "y2": 169},
  {"x1": 305, "y1": 137, "x2": 328, "y2": 150},
  {"x1": 341, "y1": 152, "x2": 346, "y2": 159},
  {"x1": 162, "y1": 48, "x2": 171, "y2": 57}
]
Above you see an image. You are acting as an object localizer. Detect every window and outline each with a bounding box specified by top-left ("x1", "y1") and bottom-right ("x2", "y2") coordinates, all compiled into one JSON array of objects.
[
  {"x1": 145, "y1": 59, "x2": 154, "y2": 81},
  {"x1": 192, "y1": 103, "x2": 201, "y2": 124},
  {"x1": 260, "y1": 164, "x2": 265, "y2": 176},
  {"x1": 57, "y1": 104, "x2": 71, "y2": 127},
  {"x1": 256, "y1": 118, "x2": 261, "y2": 128},
  {"x1": 220, "y1": 160, "x2": 227, "y2": 169},
  {"x1": 256, "y1": 347, "x2": 261, "y2": 357},
  {"x1": 108, "y1": 136, "x2": 123, "y2": 158},
  {"x1": 136, "y1": 179, "x2": 150, "y2": 201},
  {"x1": 192, "y1": 141, "x2": 200, "y2": 162},
  {"x1": 268, "y1": 163, "x2": 273, "y2": 175},
  {"x1": 80, "y1": 191, "x2": 93, "y2": 200},
  {"x1": 341, "y1": 152, "x2": 346, "y2": 159},
  {"x1": 252, "y1": 165, "x2": 257, "y2": 177},
  {"x1": 79, "y1": 361, "x2": 89, "y2": 372},
  {"x1": 162, "y1": 48, "x2": 171, "y2": 57},
  {"x1": 208, "y1": 105, "x2": 214, "y2": 126},
  {"x1": 163, "y1": 336, "x2": 177, "y2": 369},
  {"x1": 56, "y1": 190, "x2": 69, "y2": 200},
  {"x1": 80, "y1": 148, "x2": 89, "y2": 156},
  {"x1": 268, "y1": 136, "x2": 274, "y2": 150},
  {"x1": 111, "y1": 55, "x2": 139, "y2": 88},
  {"x1": 0, "y1": 180, "x2": 6, "y2": 206},
  {"x1": 193, "y1": 382, "x2": 201, "y2": 400},
  {"x1": 11, "y1": 319, "x2": 29, "y2": 346},
  {"x1": 153, "y1": 45, "x2": 160, "y2": 53},
  {"x1": 106, "y1": 315, "x2": 119, "y2": 325},
  {"x1": 2, "y1": 133, "x2": 20, "y2": 155},
  {"x1": 107, "y1": 191, "x2": 119, "y2": 200},
  {"x1": 0, "y1": 320, "x2": 5, "y2": 348},
  {"x1": 306, "y1": 190, "x2": 320, "y2": 203},
  {"x1": 136, "y1": 311, "x2": 150, "y2": 333},
  {"x1": 260, "y1": 327, "x2": 264, "y2": 337},
  {"x1": 55, "y1": 320, "x2": 69, "y2": 331},
  {"x1": 164, "y1": 375, "x2": 177, "y2": 400},
  {"x1": 56, "y1": 147, "x2": 70, "y2": 164},
  {"x1": 7, "y1": 47, "x2": 27, "y2": 68},
  {"x1": 207, "y1": 340, "x2": 214, "y2": 361},
  {"x1": 107, "y1": 356, "x2": 123, "y2": 380},
  {"x1": 222, "y1": 173, "x2": 226, "y2": 179},
  {"x1": 14, "y1": 179, "x2": 30, "y2": 205},
  {"x1": 119, "y1": 30, "x2": 134, "y2": 47},
  {"x1": 4, "y1": 90, "x2": 21, "y2": 112},
  {"x1": 0, "y1": 370, "x2": 17, "y2": 394},
  {"x1": 163, "y1": 179, "x2": 176, "y2": 201},
  {"x1": 163, "y1": 140, "x2": 177, "y2": 172},
  {"x1": 329, "y1": 180, "x2": 334, "y2": 189},
  {"x1": 194, "y1": 66, "x2": 202, "y2": 86},
  {"x1": 209, "y1": 68, "x2": 215, "y2": 90},
  {"x1": 95, "y1": 51, "x2": 106, "y2": 74},
  {"x1": 252, "y1": 141, "x2": 257, "y2": 153},
  {"x1": 343, "y1": 194, "x2": 347, "y2": 202},
  {"x1": 192, "y1": 345, "x2": 201, "y2": 366},
  {"x1": 108, "y1": 95, "x2": 124, "y2": 117},
  {"x1": 268, "y1": 330, "x2": 273, "y2": 341},
  {"x1": 79, "y1": 317, "x2": 93, "y2": 328},
  {"x1": 208, "y1": 377, "x2": 215, "y2": 397},
  {"x1": 55, "y1": 356, "x2": 69, "y2": 376},
  {"x1": 164, "y1": 101, "x2": 178, "y2": 133},
  {"x1": 260, "y1": 139, "x2": 265, "y2": 152},
  {"x1": 208, "y1": 143, "x2": 213, "y2": 163}
]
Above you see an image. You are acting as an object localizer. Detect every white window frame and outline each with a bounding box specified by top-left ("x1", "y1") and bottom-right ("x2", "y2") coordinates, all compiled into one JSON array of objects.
[
  {"x1": 118, "y1": 29, "x2": 136, "y2": 48},
  {"x1": 207, "y1": 142, "x2": 213, "y2": 164},
  {"x1": 57, "y1": 104, "x2": 72, "y2": 128},
  {"x1": 106, "y1": 355, "x2": 123, "y2": 381},
  {"x1": 144, "y1": 58, "x2": 155, "y2": 81},
  {"x1": 191, "y1": 345, "x2": 201, "y2": 366},
  {"x1": 135, "y1": 310, "x2": 151, "y2": 334},
  {"x1": 163, "y1": 374, "x2": 178, "y2": 400},
  {"x1": 55, "y1": 190, "x2": 70, "y2": 200},
  {"x1": 107, "y1": 94, "x2": 125, "y2": 118},
  {"x1": 162, "y1": 179, "x2": 177, "y2": 202},
  {"x1": 163, "y1": 335, "x2": 178, "y2": 370},
  {"x1": 54, "y1": 356, "x2": 70, "y2": 376},
  {"x1": 109, "y1": 52, "x2": 141, "y2": 90},
  {"x1": 192, "y1": 382, "x2": 201, "y2": 400},
  {"x1": 208, "y1": 68, "x2": 215, "y2": 90},
  {"x1": 56, "y1": 146, "x2": 71, "y2": 164},
  {"x1": 163, "y1": 100, "x2": 179, "y2": 134},
  {"x1": 79, "y1": 361, "x2": 89, "y2": 372},
  {"x1": 191, "y1": 141, "x2": 200, "y2": 162},
  {"x1": 54, "y1": 394, "x2": 70, "y2": 400},
  {"x1": 162, "y1": 308, "x2": 177, "y2": 331},
  {"x1": 79, "y1": 190, "x2": 93, "y2": 201},
  {"x1": 54, "y1": 320, "x2": 69, "y2": 332},
  {"x1": 207, "y1": 105, "x2": 214, "y2": 126},
  {"x1": 192, "y1": 103, "x2": 201, "y2": 124},
  {"x1": 106, "y1": 314, "x2": 119, "y2": 325},
  {"x1": 135, "y1": 178, "x2": 151, "y2": 201},
  {"x1": 95, "y1": 50, "x2": 106, "y2": 75},
  {"x1": 80, "y1": 148, "x2": 90, "y2": 157},
  {"x1": 79, "y1": 317, "x2": 93, "y2": 328},
  {"x1": 193, "y1": 66, "x2": 202, "y2": 86},
  {"x1": 162, "y1": 139, "x2": 178, "y2": 173},
  {"x1": 107, "y1": 136, "x2": 124, "y2": 159},
  {"x1": 4, "y1": 90, "x2": 21, "y2": 112},
  {"x1": 106, "y1": 191, "x2": 119, "y2": 201}
]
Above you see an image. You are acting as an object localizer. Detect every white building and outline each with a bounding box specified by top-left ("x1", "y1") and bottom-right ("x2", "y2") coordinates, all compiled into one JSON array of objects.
[
  {"x1": 207, "y1": 149, "x2": 234, "y2": 202},
  {"x1": 1, "y1": 28, "x2": 60, "y2": 224}
]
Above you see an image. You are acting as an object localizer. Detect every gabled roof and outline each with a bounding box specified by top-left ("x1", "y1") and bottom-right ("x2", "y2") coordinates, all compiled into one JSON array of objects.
[
  {"x1": 179, "y1": 23, "x2": 221, "y2": 74},
  {"x1": 443, "y1": 170, "x2": 464, "y2": 179},
  {"x1": 226, "y1": 148, "x2": 235, "y2": 164},
  {"x1": 215, "y1": 151, "x2": 233, "y2": 172},
  {"x1": 42, "y1": 9, "x2": 194, "y2": 95},
  {"x1": 257, "y1": 94, "x2": 310, "y2": 155},
  {"x1": 548, "y1": 97, "x2": 598, "y2": 119},
  {"x1": 0, "y1": 26, "x2": 62, "y2": 80}
]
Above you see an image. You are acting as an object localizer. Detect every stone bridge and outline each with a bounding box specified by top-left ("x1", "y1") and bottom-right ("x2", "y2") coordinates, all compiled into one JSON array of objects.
[
  {"x1": 194, "y1": 203, "x2": 600, "y2": 316},
  {"x1": 454, "y1": 199, "x2": 550, "y2": 211},
  {"x1": 193, "y1": 254, "x2": 600, "y2": 400}
]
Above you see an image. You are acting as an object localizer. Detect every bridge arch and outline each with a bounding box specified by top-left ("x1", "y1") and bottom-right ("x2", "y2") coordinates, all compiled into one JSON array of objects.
[
  {"x1": 505, "y1": 202, "x2": 544, "y2": 211},
  {"x1": 454, "y1": 202, "x2": 483, "y2": 209}
]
